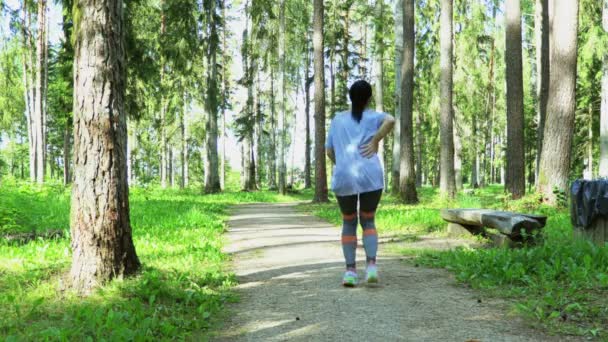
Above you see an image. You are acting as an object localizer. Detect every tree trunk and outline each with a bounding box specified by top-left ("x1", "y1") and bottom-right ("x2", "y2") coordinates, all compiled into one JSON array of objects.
[
  {"x1": 600, "y1": 0, "x2": 608, "y2": 176},
  {"x1": 392, "y1": 0, "x2": 403, "y2": 194},
  {"x1": 170, "y1": 148, "x2": 175, "y2": 187},
  {"x1": 313, "y1": 0, "x2": 328, "y2": 203},
  {"x1": 584, "y1": 107, "x2": 593, "y2": 179},
  {"x1": 70, "y1": 0, "x2": 140, "y2": 294},
  {"x1": 205, "y1": 0, "x2": 221, "y2": 193},
  {"x1": 454, "y1": 116, "x2": 463, "y2": 190},
  {"x1": 220, "y1": 0, "x2": 228, "y2": 190},
  {"x1": 181, "y1": 101, "x2": 189, "y2": 189},
  {"x1": 159, "y1": 4, "x2": 167, "y2": 188},
  {"x1": 34, "y1": 0, "x2": 47, "y2": 184},
  {"x1": 374, "y1": 0, "x2": 389, "y2": 191},
  {"x1": 42, "y1": 12, "x2": 49, "y2": 180},
  {"x1": 63, "y1": 121, "x2": 71, "y2": 185},
  {"x1": 537, "y1": 0, "x2": 579, "y2": 204},
  {"x1": 304, "y1": 40, "x2": 312, "y2": 189},
  {"x1": 278, "y1": 0, "x2": 287, "y2": 194},
  {"x1": 255, "y1": 71, "x2": 264, "y2": 187},
  {"x1": 416, "y1": 110, "x2": 424, "y2": 187},
  {"x1": 398, "y1": 0, "x2": 418, "y2": 203},
  {"x1": 21, "y1": 5, "x2": 35, "y2": 182},
  {"x1": 440, "y1": 0, "x2": 456, "y2": 198},
  {"x1": 268, "y1": 69, "x2": 277, "y2": 190},
  {"x1": 505, "y1": 0, "x2": 525, "y2": 199}
]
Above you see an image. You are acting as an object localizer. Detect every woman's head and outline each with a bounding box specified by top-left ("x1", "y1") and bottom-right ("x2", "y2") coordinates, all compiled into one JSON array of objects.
[{"x1": 349, "y1": 80, "x2": 372, "y2": 123}]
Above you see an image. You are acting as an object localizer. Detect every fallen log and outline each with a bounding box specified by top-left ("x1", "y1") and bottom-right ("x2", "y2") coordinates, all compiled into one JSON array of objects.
[{"x1": 2, "y1": 230, "x2": 66, "y2": 243}]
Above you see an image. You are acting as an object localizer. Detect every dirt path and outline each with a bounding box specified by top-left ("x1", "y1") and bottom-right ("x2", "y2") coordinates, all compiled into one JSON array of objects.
[{"x1": 214, "y1": 203, "x2": 566, "y2": 341}]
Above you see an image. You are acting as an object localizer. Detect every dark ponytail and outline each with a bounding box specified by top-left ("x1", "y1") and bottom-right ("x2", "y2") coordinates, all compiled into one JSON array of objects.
[{"x1": 349, "y1": 80, "x2": 373, "y2": 123}]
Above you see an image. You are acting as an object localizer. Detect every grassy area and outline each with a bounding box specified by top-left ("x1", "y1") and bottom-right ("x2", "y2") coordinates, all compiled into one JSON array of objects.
[
  {"x1": 0, "y1": 177, "x2": 298, "y2": 340},
  {"x1": 302, "y1": 186, "x2": 608, "y2": 339}
]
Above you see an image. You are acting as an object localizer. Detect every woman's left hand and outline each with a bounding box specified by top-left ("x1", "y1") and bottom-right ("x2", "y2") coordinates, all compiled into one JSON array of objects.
[{"x1": 360, "y1": 138, "x2": 379, "y2": 158}]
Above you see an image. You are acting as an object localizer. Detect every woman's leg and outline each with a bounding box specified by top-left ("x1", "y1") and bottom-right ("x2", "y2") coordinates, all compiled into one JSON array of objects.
[
  {"x1": 359, "y1": 189, "x2": 383, "y2": 264},
  {"x1": 336, "y1": 194, "x2": 358, "y2": 270}
]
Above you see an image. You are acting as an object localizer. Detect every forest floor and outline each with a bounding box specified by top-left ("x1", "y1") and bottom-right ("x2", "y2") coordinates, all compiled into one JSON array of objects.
[{"x1": 214, "y1": 202, "x2": 571, "y2": 341}]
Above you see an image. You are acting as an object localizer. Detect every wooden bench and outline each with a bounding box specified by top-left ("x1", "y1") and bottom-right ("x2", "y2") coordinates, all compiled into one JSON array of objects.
[{"x1": 441, "y1": 209, "x2": 547, "y2": 247}]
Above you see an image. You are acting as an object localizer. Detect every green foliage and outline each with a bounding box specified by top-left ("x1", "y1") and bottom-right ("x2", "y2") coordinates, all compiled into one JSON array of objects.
[{"x1": 0, "y1": 180, "x2": 300, "y2": 340}]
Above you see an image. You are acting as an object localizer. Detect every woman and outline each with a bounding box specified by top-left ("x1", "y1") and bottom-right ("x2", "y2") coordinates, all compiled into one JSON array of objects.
[{"x1": 325, "y1": 80, "x2": 395, "y2": 287}]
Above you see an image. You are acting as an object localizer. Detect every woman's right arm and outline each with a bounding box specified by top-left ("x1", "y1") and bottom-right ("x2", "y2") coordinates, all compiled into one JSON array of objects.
[{"x1": 360, "y1": 115, "x2": 396, "y2": 158}]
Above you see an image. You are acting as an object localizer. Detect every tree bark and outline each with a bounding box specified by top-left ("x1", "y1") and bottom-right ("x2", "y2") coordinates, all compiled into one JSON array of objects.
[
  {"x1": 278, "y1": 0, "x2": 287, "y2": 194},
  {"x1": 313, "y1": 0, "x2": 328, "y2": 203},
  {"x1": 220, "y1": 0, "x2": 228, "y2": 190},
  {"x1": 205, "y1": 0, "x2": 221, "y2": 193},
  {"x1": 159, "y1": 3, "x2": 167, "y2": 188},
  {"x1": 374, "y1": 0, "x2": 389, "y2": 191},
  {"x1": 440, "y1": 0, "x2": 456, "y2": 198},
  {"x1": 537, "y1": 0, "x2": 579, "y2": 204},
  {"x1": 70, "y1": 0, "x2": 140, "y2": 294},
  {"x1": 505, "y1": 0, "x2": 525, "y2": 199},
  {"x1": 584, "y1": 107, "x2": 593, "y2": 179},
  {"x1": 304, "y1": 39, "x2": 313, "y2": 189},
  {"x1": 63, "y1": 121, "x2": 71, "y2": 185},
  {"x1": 454, "y1": 115, "x2": 463, "y2": 190},
  {"x1": 392, "y1": 0, "x2": 403, "y2": 194},
  {"x1": 268, "y1": 68, "x2": 277, "y2": 190},
  {"x1": 21, "y1": 4, "x2": 35, "y2": 182},
  {"x1": 600, "y1": 0, "x2": 608, "y2": 176},
  {"x1": 399, "y1": 0, "x2": 418, "y2": 203},
  {"x1": 535, "y1": 0, "x2": 550, "y2": 182},
  {"x1": 181, "y1": 101, "x2": 189, "y2": 189},
  {"x1": 34, "y1": 0, "x2": 47, "y2": 184}
]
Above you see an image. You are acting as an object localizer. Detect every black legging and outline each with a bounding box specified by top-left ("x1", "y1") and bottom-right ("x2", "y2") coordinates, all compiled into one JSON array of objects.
[
  {"x1": 336, "y1": 189, "x2": 382, "y2": 268},
  {"x1": 336, "y1": 189, "x2": 383, "y2": 215}
]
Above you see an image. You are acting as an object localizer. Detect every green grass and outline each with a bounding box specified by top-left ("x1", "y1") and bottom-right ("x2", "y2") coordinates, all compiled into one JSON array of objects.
[
  {"x1": 0, "y1": 176, "x2": 299, "y2": 341},
  {"x1": 301, "y1": 185, "x2": 608, "y2": 339}
]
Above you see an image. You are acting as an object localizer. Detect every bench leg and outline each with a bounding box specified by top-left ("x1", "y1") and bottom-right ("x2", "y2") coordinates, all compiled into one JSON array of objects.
[{"x1": 447, "y1": 223, "x2": 483, "y2": 237}]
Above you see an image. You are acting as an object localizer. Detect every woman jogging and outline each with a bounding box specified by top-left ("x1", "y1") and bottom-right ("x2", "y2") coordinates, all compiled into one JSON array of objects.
[{"x1": 325, "y1": 80, "x2": 396, "y2": 287}]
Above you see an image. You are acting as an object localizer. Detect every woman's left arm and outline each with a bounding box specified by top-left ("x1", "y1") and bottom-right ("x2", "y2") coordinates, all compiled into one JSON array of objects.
[{"x1": 360, "y1": 115, "x2": 396, "y2": 158}]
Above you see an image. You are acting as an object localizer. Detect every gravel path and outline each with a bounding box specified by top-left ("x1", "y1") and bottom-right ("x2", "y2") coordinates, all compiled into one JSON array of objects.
[{"x1": 213, "y1": 203, "x2": 569, "y2": 342}]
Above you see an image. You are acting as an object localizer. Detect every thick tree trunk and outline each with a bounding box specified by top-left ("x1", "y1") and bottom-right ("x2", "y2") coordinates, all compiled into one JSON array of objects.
[
  {"x1": 313, "y1": 0, "x2": 328, "y2": 203},
  {"x1": 278, "y1": 0, "x2": 287, "y2": 194},
  {"x1": 600, "y1": 0, "x2": 608, "y2": 176},
  {"x1": 399, "y1": 0, "x2": 418, "y2": 203},
  {"x1": 70, "y1": 0, "x2": 140, "y2": 294},
  {"x1": 537, "y1": 0, "x2": 579, "y2": 204},
  {"x1": 505, "y1": 0, "x2": 525, "y2": 199},
  {"x1": 392, "y1": 0, "x2": 403, "y2": 194},
  {"x1": 440, "y1": 0, "x2": 456, "y2": 198}
]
